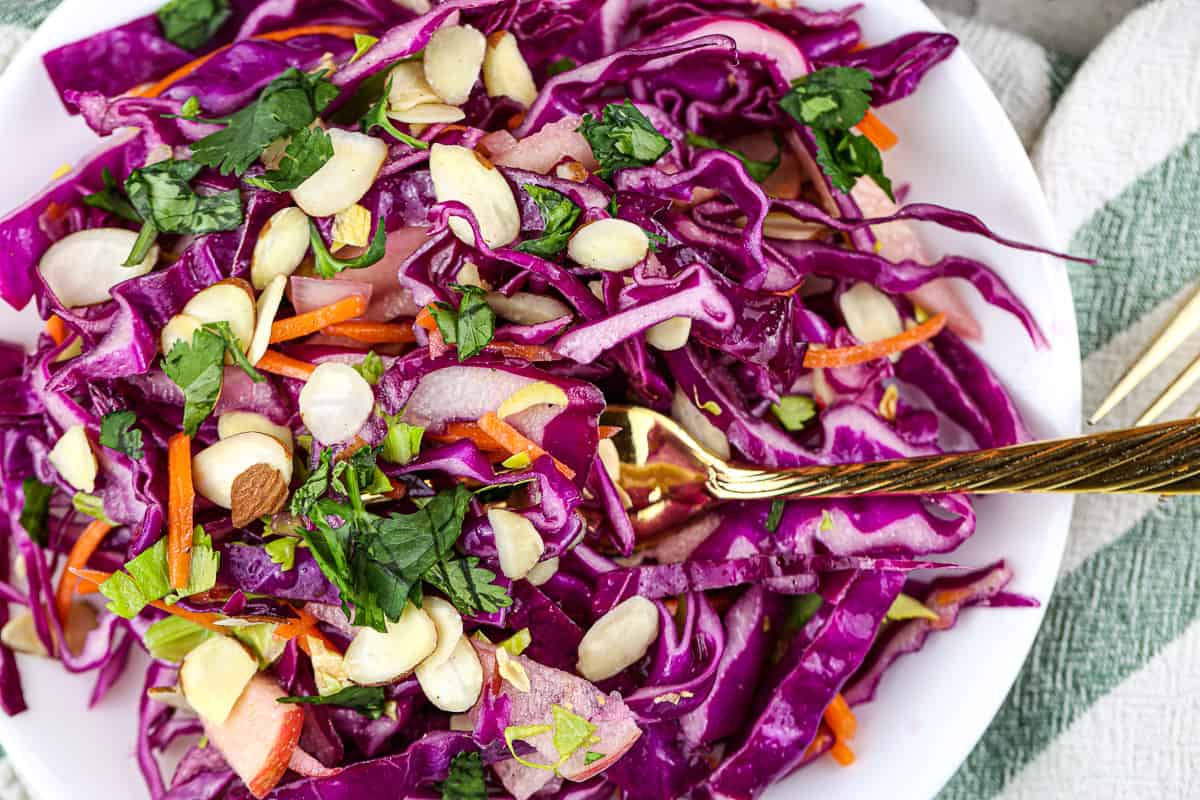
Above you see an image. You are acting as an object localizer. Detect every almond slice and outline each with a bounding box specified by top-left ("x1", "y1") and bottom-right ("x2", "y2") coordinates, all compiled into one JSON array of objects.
[
  {"x1": 38, "y1": 228, "x2": 158, "y2": 308},
  {"x1": 567, "y1": 219, "x2": 649, "y2": 272},
  {"x1": 298, "y1": 362, "x2": 376, "y2": 445},
  {"x1": 486, "y1": 291, "x2": 570, "y2": 325},
  {"x1": 230, "y1": 464, "x2": 289, "y2": 528},
  {"x1": 183, "y1": 280, "x2": 257, "y2": 355},
  {"x1": 291, "y1": 129, "x2": 388, "y2": 218},
  {"x1": 192, "y1": 432, "x2": 293, "y2": 510},
  {"x1": 344, "y1": 602, "x2": 437, "y2": 685},
  {"x1": 482, "y1": 31, "x2": 537, "y2": 108},
  {"x1": 415, "y1": 635, "x2": 483, "y2": 712},
  {"x1": 420, "y1": 597, "x2": 464, "y2": 669},
  {"x1": 247, "y1": 274, "x2": 286, "y2": 367},
  {"x1": 839, "y1": 282, "x2": 904, "y2": 345},
  {"x1": 577, "y1": 596, "x2": 660, "y2": 682},
  {"x1": 388, "y1": 103, "x2": 467, "y2": 124},
  {"x1": 251, "y1": 207, "x2": 310, "y2": 291},
  {"x1": 161, "y1": 313, "x2": 203, "y2": 356},
  {"x1": 423, "y1": 24, "x2": 486, "y2": 106},
  {"x1": 387, "y1": 62, "x2": 441, "y2": 111},
  {"x1": 218, "y1": 411, "x2": 293, "y2": 451},
  {"x1": 488, "y1": 508, "x2": 545, "y2": 581},
  {"x1": 429, "y1": 144, "x2": 520, "y2": 248},
  {"x1": 645, "y1": 317, "x2": 692, "y2": 351}
]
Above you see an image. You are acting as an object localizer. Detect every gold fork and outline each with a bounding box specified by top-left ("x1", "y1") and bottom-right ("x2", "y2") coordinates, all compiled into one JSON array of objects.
[{"x1": 601, "y1": 406, "x2": 1200, "y2": 527}]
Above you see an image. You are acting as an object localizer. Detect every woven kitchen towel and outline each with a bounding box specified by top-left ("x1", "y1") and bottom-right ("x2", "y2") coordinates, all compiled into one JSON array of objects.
[{"x1": 0, "y1": 1, "x2": 1197, "y2": 799}]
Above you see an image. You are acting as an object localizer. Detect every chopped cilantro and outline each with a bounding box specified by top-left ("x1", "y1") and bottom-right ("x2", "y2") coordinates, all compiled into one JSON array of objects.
[
  {"x1": 19, "y1": 478, "x2": 53, "y2": 545},
  {"x1": 163, "y1": 327, "x2": 226, "y2": 436},
  {"x1": 360, "y1": 75, "x2": 430, "y2": 150},
  {"x1": 82, "y1": 168, "x2": 140, "y2": 223},
  {"x1": 100, "y1": 410, "x2": 144, "y2": 459},
  {"x1": 515, "y1": 185, "x2": 581, "y2": 258},
  {"x1": 765, "y1": 499, "x2": 785, "y2": 533},
  {"x1": 577, "y1": 100, "x2": 672, "y2": 179},
  {"x1": 546, "y1": 57, "x2": 577, "y2": 77},
  {"x1": 279, "y1": 685, "x2": 389, "y2": 719},
  {"x1": 685, "y1": 132, "x2": 780, "y2": 183},
  {"x1": 246, "y1": 125, "x2": 334, "y2": 192},
  {"x1": 430, "y1": 284, "x2": 496, "y2": 361},
  {"x1": 156, "y1": 0, "x2": 230, "y2": 50},
  {"x1": 309, "y1": 219, "x2": 388, "y2": 279},
  {"x1": 265, "y1": 537, "x2": 298, "y2": 571},
  {"x1": 123, "y1": 159, "x2": 243, "y2": 265},
  {"x1": 438, "y1": 751, "x2": 487, "y2": 800},
  {"x1": 585, "y1": 751, "x2": 606, "y2": 766},
  {"x1": 771, "y1": 395, "x2": 817, "y2": 432}
]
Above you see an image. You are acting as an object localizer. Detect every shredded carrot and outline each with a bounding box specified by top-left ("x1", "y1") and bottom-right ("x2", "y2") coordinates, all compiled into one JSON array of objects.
[
  {"x1": 149, "y1": 600, "x2": 228, "y2": 633},
  {"x1": 829, "y1": 739, "x2": 856, "y2": 766},
  {"x1": 54, "y1": 520, "x2": 113, "y2": 625},
  {"x1": 427, "y1": 421, "x2": 505, "y2": 453},
  {"x1": 933, "y1": 587, "x2": 971, "y2": 607},
  {"x1": 823, "y1": 694, "x2": 857, "y2": 741},
  {"x1": 803, "y1": 313, "x2": 946, "y2": 369},
  {"x1": 256, "y1": 350, "x2": 317, "y2": 380},
  {"x1": 485, "y1": 341, "x2": 559, "y2": 362},
  {"x1": 167, "y1": 433, "x2": 195, "y2": 592},
  {"x1": 598, "y1": 425, "x2": 621, "y2": 439},
  {"x1": 46, "y1": 315, "x2": 69, "y2": 346},
  {"x1": 858, "y1": 109, "x2": 899, "y2": 152},
  {"x1": 478, "y1": 412, "x2": 576, "y2": 479},
  {"x1": 128, "y1": 25, "x2": 367, "y2": 99},
  {"x1": 322, "y1": 321, "x2": 416, "y2": 345},
  {"x1": 274, "y1": 606, "x2": 341, "y2": 656},
  {"x1": 271, "y1": 295, "x2": 368, "y2": 344},
  {"x1": 506, "y1": 112, "x2": 526, "y2": 130},
  {"x1": 415, "y1": 305, "x2": 438, "y2": 331}
]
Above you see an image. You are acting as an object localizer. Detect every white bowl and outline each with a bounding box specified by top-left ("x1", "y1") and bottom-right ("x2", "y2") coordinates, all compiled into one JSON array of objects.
[{"x1": 0, "y1": 1, "x2": 1080, "y2": 798}]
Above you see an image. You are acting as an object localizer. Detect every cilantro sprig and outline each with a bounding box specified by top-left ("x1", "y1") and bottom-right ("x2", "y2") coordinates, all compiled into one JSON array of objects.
[
  {"x1": 123, "y1": 159, "x2": 244, "y2": 265},
  {"x1": 279, "y1": 686, "x2": 389, "y2": 719},
  {"x1": 157, "y1": 0, "x2": 231, "y2": 50},
  {"x1": 360, "y1": 76, "x2": 430, "y2": 150},
  {"x1": 780, "y1": 66, "x2": 893, "y2": 199},
  {"x1": 191, "y1": 68, "x2": 338, "y2": 177},
  {"x1": 438, "y1": 751, "x2": 487, "y2": 800},
  {"x1": 19, "y1": 478, "x2": 53, "y2": 545},
  {"x1": 310, "y1": 219, "x2": 388, "y2": 279},
  {"x1": 163, "y1": 322, "x2": 262, "y2": 436},
  {"x1": 685, "y1": 132, "x2": 780, "y2": 183},
  {"x1": 578, "y1": 100, "x2": 672, "y2": 179},
  {"x1": 515, "y1": 185, "x2": 581, "y2": 258},
  {"x1": 83, "y1": 168, "x2": 140, "y2": 223},
  {"x1": 246, "y1": 126, "x2": 334, "y2": 192},
  {"x1": 430, "y1": 285, "x2": 496, "y2": 361}
]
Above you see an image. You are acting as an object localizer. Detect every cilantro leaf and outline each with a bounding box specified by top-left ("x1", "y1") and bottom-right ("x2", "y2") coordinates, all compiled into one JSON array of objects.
[
  {"x1": 200, "y1": 321, "x2": 264, "y2": 383},
  {"x1": 685, "y1": 132, "x2": 780, "y2": 183},
  {"x1": 771, "y1": 395, "x2": 817, "y2": 432},
  {"x1": 191, "y1": 68, "x2": 339, "y2": 176},
  {"x1": 645, "y1": 230, "x2": 667, "y2": 252},
  {"x1": 246, "y1": 126, "x2": 334, "y2": 192},
  {"x1": 780, "y1": 67, "x2": 893, "y2": 200},
  {"x1": 100, "y1": 410, "x2": 145, "y2": 459},
  {"x1": 781, "y1": 67, "x2": 873, "y2": 129},
  {"x1": 438, "y1": 751, "x2": 487, "y2": 800},
  {"x1": 163, "y1": 327, "x2": 226, "y2": 436},
  {"x1": 354, "y1": 352, "x2": 385, "y2": 385},
  {"x1": 157, "y1": 0, "x2": 231, "y2": 50},
  {"x1": 99, "y1": 528, "x2": 220, "y2": 618},
  {"x1": 585, "y1": 751, "x2": 606, "y2": 765},
  {"x1": 765, "y1": 499, "x2": 785, "y2": 533},
  {"x1": 290, "y1": 449, "x2": 333, "y2": 516},
  {"x1": 784, "y1": 593, "x2": 823, "y2": 633},
  {"x1": 425, "y1": 557, "x2": 511, "y2": 616},
  {"x1": 430, "y1": 285, "x2": 495, "y2": 361},
  {"x1": 577, "y1": 100, "x2": 672, "y2": 179},
  {"x1": 279, "y1": 685, "x2": 389, "y2": 719},
  {"x1": 360, "y1": 76, "x2": 430, "y2": 150},
  {"x1": 19, "y1": 478, "x2": 53, "y2": 545},
  {"x1": 515, "y1": 185, "x2": 581, "y2": 258},
  {"x1": 124, "y1": 159, "x2": 243, "y2": 265},
  {"x1": 546, "y1": 57, "x2": 577, "y2": 77},
  {"x1": 310, "y1": 219, "x2": 388, "y2": 279},
  {"x1": 83, "y1": 168, "x2": 140, "y2": 223}
]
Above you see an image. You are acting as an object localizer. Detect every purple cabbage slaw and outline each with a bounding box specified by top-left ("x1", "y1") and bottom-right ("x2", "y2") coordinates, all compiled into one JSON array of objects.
[{"x1": 0, "y1": 0, "x2": 1059, "y2": 798}]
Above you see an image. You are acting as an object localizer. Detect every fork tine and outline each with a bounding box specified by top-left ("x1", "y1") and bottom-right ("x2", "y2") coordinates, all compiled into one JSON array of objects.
[
  {"x1": 1089, "y1": 283, "x2": 1200, "y2": 424},
  {"x1": 1137, "y1": 351, "x2": 1200, "y2": 425}
]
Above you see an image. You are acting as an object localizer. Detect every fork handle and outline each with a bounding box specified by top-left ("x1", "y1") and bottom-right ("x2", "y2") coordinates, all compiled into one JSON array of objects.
[{"x1": 706, "y1": 417, "x2": 1200, "y2": 499}]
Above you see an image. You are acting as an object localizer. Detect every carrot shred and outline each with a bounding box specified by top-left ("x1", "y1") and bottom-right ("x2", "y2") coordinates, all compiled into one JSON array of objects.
[
  {"x1": 823, "y1": 693, "x2": 857, "y2": 741},
  {"x1": 167, "y1": 433, "x2": 195, "y2": 592},
  {"x1": 127, "y1": 25, "x2": 367, "y2": 99},
  {"x1": 415, "y1": 305, "x2": 438, "y2": 331},
  {"x1": 477, "y1": 412, "x2": 576, "y2": 479},
  {"x1": 427, "y1": 421, "x2": 504, "y2": 453},
  {"x1": 322, "y1": 321, "x2": 417, "y2": 345},
  {"x1": 54, "y1": 520, "x2": 113, "y2": 625},
  {"x1": 149, "y1": 600, "x2": 228, "y2": 633},
  {"x1": 46, "y1": 315, "x2": 69, "y2": 346},
  {"x1": 256, "y1": 349, "x2": 317, "y2": 380},
  {"x1": 829, "y1": 739, "x2": 856, "y2": 766},
  {"x1": 274, "y1": 606, "x2": 342, "y2": 656},
  {"x1": 271, "y1": 295, "x2": 368, "y2": 344},
  {"x1": 803, "y1": 313, "x2": 946, "y2": 369},
  {"x1": 484, "y1": 341, "x2": 560, "y2": 362},
  {"x1": 858, "y1": 109, "x2": 899, "y2": 152},
  {"x1": 598, "y1": 425, "x2": 621, "y2": 439}
]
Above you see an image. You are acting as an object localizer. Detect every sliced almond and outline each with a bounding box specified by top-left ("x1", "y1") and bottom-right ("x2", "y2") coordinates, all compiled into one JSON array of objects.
[
  {"x1": 555, "y1": 161, "x2": 589, "y2": 183},
  {"x1": 308, "y1": 635, "x2": 351, "y2": 697},
  {"x1": 388, "y1": 103, "x2": 467, "y2": 124},
  {"x1": 393, "y1": 0, "x2": 431, "y2": 11},
  {"x1": 486, "y1": 291, "x2": 570, "y2": 325},
  {"x1": 192, "y1": 432, "x2": 293, "y2": 510},
  {"x1": 645, "y1": 317, "x2": 692, "y2": 351},
  {"x1": 331, "y1": 204, "x2": 373, "y2": 249},
  {"x1": 420, "y1": 597, "x2": 464, "y2": 669},
  {"x1": 839, "y1": 282, "x2": 904, "y2": 346},
  {"x1": 49, "y1": 425, "x2": 97, "y2": 493},
  {"x1": 423, "y1": 24, "x2": 486, "y2": 106},
  {"x1": 456, "y1": 261, "x2": 491, "y2": 290},
  {"x1": 488, "y1": 508, "x2": 545, "y2": 581},
  {"x1": 344, "y1": 602, "x2": 437, "y2": 685},
  {"x1": 230, "y1": 464, "x2": 289, "y2": 528},
  {"x1": 577, "y1": 596, "x2": 660, "y2": 682},
  {"x1": 567, "y1": 219, "x2": 649, "y2": 272},
  {"x1": 247, "y1": 274, "x2": 286, "y2": 367},
  {"x1": 759, "y1": 211, "x2": 827, "y2": 241},
  {"x1": 298, "y1": 362, "x2": 376, "y2": 445},
  {"x1": 415, "y1": 635, "x2": 483, "y2": 712},
  {"x1": 291, "y1": 129, "x2": 388, "y2": 218},
  {"x1": 525, "y1": 556, "x2": 559, "y2": 587},
  {"x1": 1, "y1": 602, "x2": 96, "y2": 657},
  {"x1": 183, "y1": 280, "x2": 257, "y2": 355},
  {"x1": 671, "y1": 385, "x2": 731, "y2": 460},
  {"x1": 496, "y1": 381, "x2": 569, "y2": 419},
  {"x1": 387, "y1": 62, "x2": 441, "y2": 111},
  {"x1": 161, "y1": 313, "x2": 203, "y2": 356},
  {"x1": 179, "y1": 636, "x2": 259, "y2": 725},
  {"x1": 39, "y1": 228, "x2": 158, "y2": 308},
  {"x1": 251, "y1": 207, "x2": 310, "y2": 291},
  {"x1": 218, "y1": 411, "x2": 293, "y2": 451},
  {"x1": 495, "y1": 645, "x2": 530, "y2": 692},
  {"x1": 430, "y1": 144, "x2": 520, "y2": 249},
  {"x1": 146, "y1": 685, "x2": 194, "y2": 712},
  {"x1": 482, "y1": 31, "x2": 537, "y2": 108},
  {"x1": 597, "y1": 439, "x2": 621, "y2": 484}
]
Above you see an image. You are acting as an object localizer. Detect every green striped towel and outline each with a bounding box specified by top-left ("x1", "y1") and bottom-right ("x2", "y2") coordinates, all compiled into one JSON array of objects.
[{"x1": 0, "y1": 1, "x2": 1197, "y2": 798}]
